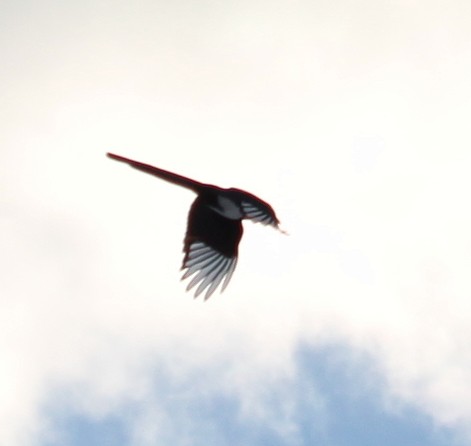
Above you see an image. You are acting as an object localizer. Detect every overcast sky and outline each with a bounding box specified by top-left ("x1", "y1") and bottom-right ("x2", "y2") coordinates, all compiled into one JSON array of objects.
[{"x1": 2, "y1": 1, "x2": 471, "y2": 445}]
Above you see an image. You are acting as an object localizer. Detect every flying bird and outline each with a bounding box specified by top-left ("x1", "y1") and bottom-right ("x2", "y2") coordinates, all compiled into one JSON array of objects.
[{"x1": 107, "y1": 153, "x2": 284, "y2": 300}]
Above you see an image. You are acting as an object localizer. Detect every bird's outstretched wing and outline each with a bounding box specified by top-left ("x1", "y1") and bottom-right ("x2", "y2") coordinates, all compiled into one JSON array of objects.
[
  {"x1": 182, "y1": 241, "x2": 238, "y2": 299},
  {"x1": 227, "y1": 188, "x2": 280, "y2": 228},
  {"x1": 182, "y1": 195, "x2": 243, "y2": 300}
]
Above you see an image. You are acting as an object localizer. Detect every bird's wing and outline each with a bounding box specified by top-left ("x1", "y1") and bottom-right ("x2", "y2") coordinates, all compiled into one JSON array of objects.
[
  {"x1": 182, "y1": 242, "x2": 238, "y2": 299},
  {"x1": 231, "y1": 189, "x2": 280, "y2": 228},
  {"x1": 182, "y1": 196, "x2": 243, "y2": 300}
]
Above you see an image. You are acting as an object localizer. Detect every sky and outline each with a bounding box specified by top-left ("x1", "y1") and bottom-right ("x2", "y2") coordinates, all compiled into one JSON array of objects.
[{"x1": 1, "y1": 0, "x2": 471, "y2": 445}]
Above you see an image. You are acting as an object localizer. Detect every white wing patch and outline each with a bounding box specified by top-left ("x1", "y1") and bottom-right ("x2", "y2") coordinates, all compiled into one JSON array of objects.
[
  {"x1": 182, "y1": 241, "x2": 237, "y2": 300},
  {"x1": 241, "y1": 201, "x2": 277, "y2": 226}
]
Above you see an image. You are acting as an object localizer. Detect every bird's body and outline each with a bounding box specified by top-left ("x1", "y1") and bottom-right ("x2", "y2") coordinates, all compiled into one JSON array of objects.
[{"x1": 107, "y1": 152, "x2": 282, "y2": 299}]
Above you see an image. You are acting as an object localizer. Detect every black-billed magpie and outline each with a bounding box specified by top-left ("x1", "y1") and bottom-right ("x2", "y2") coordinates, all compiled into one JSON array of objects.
[{"x1": 107, "y1": 153, "x2": 284, "y2": 299}]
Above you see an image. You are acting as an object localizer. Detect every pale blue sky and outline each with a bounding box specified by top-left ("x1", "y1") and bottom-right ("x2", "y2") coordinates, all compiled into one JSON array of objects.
[
  {"x1": 45, "y1": 348, "x2": 458, "y2": 446},
  {"x1": 2, "y1": 1, "x2": 471, "y2": 445}
]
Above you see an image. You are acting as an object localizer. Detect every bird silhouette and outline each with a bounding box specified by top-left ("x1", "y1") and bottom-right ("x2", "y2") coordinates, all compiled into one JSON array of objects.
[{"x1": 107, "y1": 153, "x2": 284, "y2": 299}]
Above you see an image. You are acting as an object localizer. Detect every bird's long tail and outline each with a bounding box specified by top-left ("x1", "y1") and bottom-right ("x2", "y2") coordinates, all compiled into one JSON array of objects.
[{"x1": 107, "y1": 153, "x2": 205, "y2": 192}]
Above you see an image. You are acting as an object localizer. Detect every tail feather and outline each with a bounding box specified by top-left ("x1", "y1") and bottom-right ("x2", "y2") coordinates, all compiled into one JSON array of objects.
[{"x1": 107, "y1": 153, "x2": 204, "y2": 192}]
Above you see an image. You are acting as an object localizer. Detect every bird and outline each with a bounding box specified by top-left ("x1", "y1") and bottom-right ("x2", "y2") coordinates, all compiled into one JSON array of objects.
[{"x1": 107, "y1": 152, "x2": 284, "y2": 300}]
